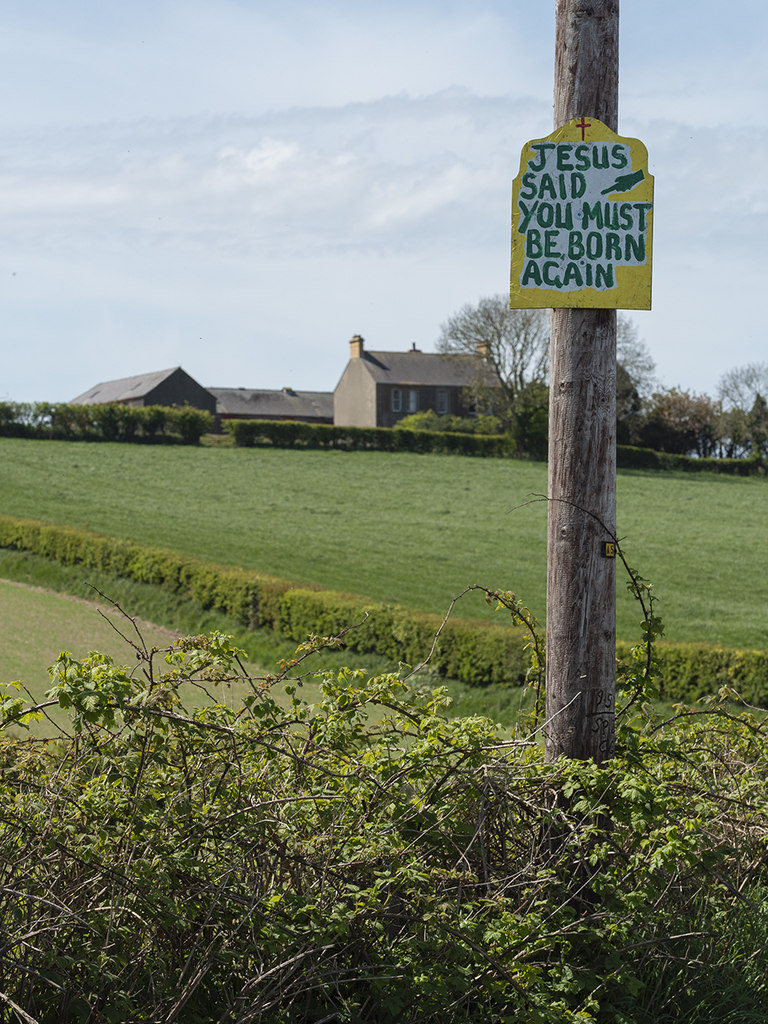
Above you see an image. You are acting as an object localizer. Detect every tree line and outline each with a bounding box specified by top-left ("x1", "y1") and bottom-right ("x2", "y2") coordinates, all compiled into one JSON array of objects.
[{"x1": 437, "y1": 295, "x2": 768, "y2": 461}]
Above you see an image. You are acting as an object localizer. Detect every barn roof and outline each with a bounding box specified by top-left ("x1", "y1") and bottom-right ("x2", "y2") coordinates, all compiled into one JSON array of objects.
[
  {"x1": 70, "y1": 368, "x2": 183, "y2": 405},
  {"x1": 209, "y1": 387, "x2": 333, "y2": 420}
]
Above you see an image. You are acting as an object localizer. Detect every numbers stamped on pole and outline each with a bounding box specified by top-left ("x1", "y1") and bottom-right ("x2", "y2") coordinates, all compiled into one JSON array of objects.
[{"x1": 510, "y1": 117, "x2": 654, "y2": 310}]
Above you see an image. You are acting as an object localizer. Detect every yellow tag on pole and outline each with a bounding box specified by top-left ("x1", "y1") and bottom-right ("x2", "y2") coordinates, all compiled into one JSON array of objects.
[{"x1": 510, "y1": 118, "x2": 654, "y2": 309}]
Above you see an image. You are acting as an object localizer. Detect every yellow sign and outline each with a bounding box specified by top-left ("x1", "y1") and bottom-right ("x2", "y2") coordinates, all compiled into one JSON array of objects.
[{"x1": 510, "y1": 117, "x2": 654, "y2": 309}]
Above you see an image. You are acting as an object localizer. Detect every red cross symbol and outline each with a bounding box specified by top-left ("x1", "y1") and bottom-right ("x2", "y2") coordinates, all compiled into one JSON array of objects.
[{"x1": 575, "y1": 117, "x2": 592, "y2": 141}]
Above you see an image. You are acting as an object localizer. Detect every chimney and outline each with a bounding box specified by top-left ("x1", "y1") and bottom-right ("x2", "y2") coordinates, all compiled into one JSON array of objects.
[
  {"x1": 349, "y1": 334, "x2": 364, "y2": 359},
  {"x1": 476, "y1": 340, "x2": 491, "y2": 359}
]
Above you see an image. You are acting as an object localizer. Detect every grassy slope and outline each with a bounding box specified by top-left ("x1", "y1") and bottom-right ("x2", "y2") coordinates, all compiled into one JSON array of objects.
[
  {"x1": 0, "y1": 579, "x2": 179, "y2": 680},
  {"x1": 0, "y1": 580, "x2": 182, "y2": 733},
  {"x1": 0, "y1": 569, "x2": 538, "y2": 736},
  {"x1": 1, "y1": 438, "x2": 766, "y2": 647},
  {"x1": 0, "y1": 576, "x2": 354, "y2": 736}
]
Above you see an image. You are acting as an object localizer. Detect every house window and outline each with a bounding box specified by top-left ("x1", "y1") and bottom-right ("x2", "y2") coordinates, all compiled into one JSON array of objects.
[
  {"x1": 392, "y1": 389, "x2": 402, "y2": 413},
  {"x1": 436, "y1": 389, "x2": 449, "y2": 415},
  {"x1": 407, "y1": 389, "x2": 419, "y2": 413}
]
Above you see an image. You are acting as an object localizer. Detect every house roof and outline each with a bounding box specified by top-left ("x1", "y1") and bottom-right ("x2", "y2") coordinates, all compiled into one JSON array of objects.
[
  {"x1": 70, "y1": 367, "x2": 184, "y2": 405},
  {"x1": 352, "y1": 350, "x2": 500, "y2": 388},
  {"x1": 209, "y1": 387, "x2": 333, "y2": 420}
]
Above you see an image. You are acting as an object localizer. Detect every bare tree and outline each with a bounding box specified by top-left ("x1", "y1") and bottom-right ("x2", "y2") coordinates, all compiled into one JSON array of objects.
[
  {"x1": 717, "y1": 362, "x2": 768, "y2": 412},
  {"x1": 617, "y1": 315, "x2": 657, "y2": 399},
  {"x1": 616, "y1": 316, "x2": 657, "y2": 444},
  {"x1": 717, "y1": 363, "x2": 768, "y2": 457},
  {"x1": 436, "y1": 296, "x2": 548, "y2": 423}
]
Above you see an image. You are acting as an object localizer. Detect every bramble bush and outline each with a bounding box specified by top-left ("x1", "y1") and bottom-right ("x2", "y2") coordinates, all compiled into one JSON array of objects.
[{"x1": 0, "y1": 587, "x2": 766, "y2": 1023}]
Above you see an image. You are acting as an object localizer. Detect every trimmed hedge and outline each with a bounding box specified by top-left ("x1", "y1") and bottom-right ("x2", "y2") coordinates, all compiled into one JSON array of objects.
[
  {"x1": 0, "y1": 402, "x2": 214, "y2": 444},
  {"x1": 0, "y1": 515, "x2": 277, "y2": 627},
  {"x1": 4, "y1": 401, "x2": 765, "y2": 472},
  {"x1": 614, "y1": 639, "x2": 768, "y2": 707},
  {"x1": 642, "y1": 642, "x2": 768, "y2": 707},
  {"x1": 0, "y1": 515, "x2": 529, "y2": 687},
  {"x1": 1, "y1": 514, "x2": 766, "y2": 700},
  {"x1": 223, "y1": 418, "x2": 516, "y2": 457},
  {"x1": 274, "y1": 587, "x2": 528, "y2": 685},
  {"x1": 617, "y1": 444, "x2": 765, "y2": 475},
  {"x1": 225, "y1": 420, "x2": 766, "y2": 474}
]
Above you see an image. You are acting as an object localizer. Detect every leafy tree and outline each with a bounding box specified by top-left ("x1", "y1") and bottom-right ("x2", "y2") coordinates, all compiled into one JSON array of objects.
[
  {"x1": 140, "y1": 404, "x2": 169, "y2": 437},
  {"x1": 511, "y1": 380, "x2": 549, "y2": 460},
  {"x1": 717, "y1": 404, "x2": 756, "y2": 459},
  {"x1": 638, "y1": 387, "x2": 722, "y2": 456},
  {"x1": 616, "y1": 362, "x2": 643, "y2": 444},
  {"x1": 396, "y1": 410, "x2": 503, "y2": 435},
  {"x1": 747, "y1": 392, "x2": 768, "y2": 457},
  {"x1": 436, "y1": 302, "x2": 657, "y2": 456},
  {"x1": 168, "y1": 405, "x2": 214, "y2": 444}
]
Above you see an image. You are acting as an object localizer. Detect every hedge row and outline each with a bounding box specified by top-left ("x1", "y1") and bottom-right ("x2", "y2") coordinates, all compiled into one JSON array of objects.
[
  {"x1": 631, "y1": 642, "x2": 768, "y2": 708},
  {"x1": 0, "y1": 402, "x2": 214, "y2": 444},
  {"x1": 616, "y1": 444, "x2": 765, "y2": 475},
  {"x1": 3, "y1": 404, "x2": 765, "y2": 473},
  {"x1": 224, "y1": 419, "x2": 766, "y2": 474},
  {"x1": 0, "y1": 515, "x2": 281, "y2": 626},
  {"x1": 0, "y1": 516, "x2": 529, "y2": 687},
  {"x1": 223, "y1": 419, "x2": 516, "y2": 456},
  {"x1": 2, "y1": 514, "x2": 766, "y2": 700}
]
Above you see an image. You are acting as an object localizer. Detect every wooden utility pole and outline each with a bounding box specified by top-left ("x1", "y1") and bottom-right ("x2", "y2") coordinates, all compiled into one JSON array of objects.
[{"x1": 545, "y1": 0, "x2": 619, "y2": 763}]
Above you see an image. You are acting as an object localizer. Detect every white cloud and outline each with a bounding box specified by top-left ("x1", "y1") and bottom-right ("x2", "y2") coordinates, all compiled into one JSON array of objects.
[
  {"x1": 216, "y1": 139, "x2": 303, "y2": 181},
  {"x1": 1, "y1": 2, "x2": 767, "y2": 403}
]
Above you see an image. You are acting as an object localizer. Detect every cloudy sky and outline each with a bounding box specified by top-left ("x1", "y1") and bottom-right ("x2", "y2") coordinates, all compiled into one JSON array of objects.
[{"x1": 2, "y1": 0, "x2": 766, "y2": 403}]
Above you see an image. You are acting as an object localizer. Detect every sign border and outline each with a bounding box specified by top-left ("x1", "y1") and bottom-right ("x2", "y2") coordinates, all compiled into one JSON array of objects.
[{"x1": 510, "y1": 117, "x2": 654, "y2": 310}]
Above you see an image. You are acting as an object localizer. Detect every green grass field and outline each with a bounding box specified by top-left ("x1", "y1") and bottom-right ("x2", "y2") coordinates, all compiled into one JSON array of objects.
[
  {"x1": 0, "y1": 579, "x2": 179, "y2": 679},
  {"x1": 1, "y1": 437, "x2": 766, "y2": 647},
  {"x1": 0, "y1": 579, "x2": 182, "y2": 733},
  {"x1": 0, "y1": 573, "x2": 539, "y2": 736},
  {"x1": 0, "y1": 576, "x2": 365, "y2": 736}
]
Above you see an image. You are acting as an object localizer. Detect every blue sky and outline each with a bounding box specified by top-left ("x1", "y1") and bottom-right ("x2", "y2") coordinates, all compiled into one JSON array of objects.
[{"x1": 2, "y1": 1, "x2": 766, "y2": 402}]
